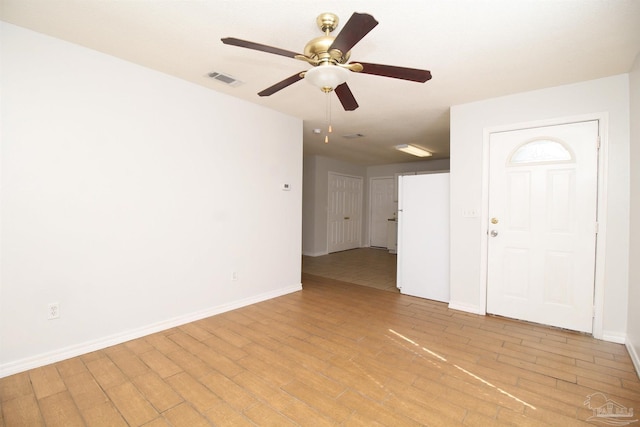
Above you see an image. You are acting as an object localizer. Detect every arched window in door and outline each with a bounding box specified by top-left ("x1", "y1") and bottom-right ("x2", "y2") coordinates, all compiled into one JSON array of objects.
[{"x1": 508, "y1": 138, "x2": 574, "y2": 166}]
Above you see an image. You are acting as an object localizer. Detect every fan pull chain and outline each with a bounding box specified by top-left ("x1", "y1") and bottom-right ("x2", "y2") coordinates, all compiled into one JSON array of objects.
[{"x1": 325, "y1": 90, "x2": 332, "y2": 144}]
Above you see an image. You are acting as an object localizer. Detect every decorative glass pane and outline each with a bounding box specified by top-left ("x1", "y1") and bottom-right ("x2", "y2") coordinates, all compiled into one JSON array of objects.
[{"x1": 509, "y1": 139, "x2": 573, "y2": 165}]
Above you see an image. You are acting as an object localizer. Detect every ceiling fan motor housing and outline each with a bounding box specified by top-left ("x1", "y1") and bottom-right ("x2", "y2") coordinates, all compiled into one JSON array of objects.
[{"x1": 304, "y1": 36, "x2": 350, "y2": 65}]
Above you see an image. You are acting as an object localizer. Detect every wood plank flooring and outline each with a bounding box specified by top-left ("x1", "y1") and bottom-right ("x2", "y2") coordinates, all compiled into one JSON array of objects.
[
  {"x1": 302, "y1": 248, "x2": 398, "y2": 292},
  {"x1": 1, "y1": 273, "x2": 639, "y2": 426}
]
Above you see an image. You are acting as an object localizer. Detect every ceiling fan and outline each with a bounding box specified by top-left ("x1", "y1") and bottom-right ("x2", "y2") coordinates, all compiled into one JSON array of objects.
[{"x1": 221, "y1": 12, "x2": 432, "y2": 111}]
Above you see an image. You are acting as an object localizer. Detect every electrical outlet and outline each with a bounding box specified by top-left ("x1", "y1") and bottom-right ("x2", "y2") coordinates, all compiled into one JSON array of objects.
[
  {"x1": 48, "y1": 302, "x2": 60, "y2": 320},
  {"x1": 232, "y1": 271, "x2": 238, "y2": 281}
]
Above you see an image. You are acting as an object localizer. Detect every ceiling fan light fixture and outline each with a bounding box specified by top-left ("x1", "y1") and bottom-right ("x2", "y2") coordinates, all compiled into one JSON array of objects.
[
  {"x1": 304, "y1": 65, "x2": 349, "y2": 91},
  {"x1": 395, "y1": 144, "x2": 432, "y2": 157}
]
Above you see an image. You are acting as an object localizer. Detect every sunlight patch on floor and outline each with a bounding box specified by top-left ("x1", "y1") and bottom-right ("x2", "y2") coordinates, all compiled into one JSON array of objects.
[{"x1": 388, "y1": 328, "x2": 537, "y2": 411}]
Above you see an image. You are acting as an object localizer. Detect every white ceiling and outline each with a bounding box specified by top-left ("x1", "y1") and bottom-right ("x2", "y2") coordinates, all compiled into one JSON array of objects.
[{"x1": 2, "y1": 0, "x2": 639, "y2": 165}]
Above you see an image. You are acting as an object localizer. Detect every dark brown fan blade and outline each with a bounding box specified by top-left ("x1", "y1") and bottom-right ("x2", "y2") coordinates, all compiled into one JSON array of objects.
[
  {"x1": 221, "y1": 37, "x2": 301, "y2": 59},
  {"x1": 328, "y1": 13, "x2": 378, "y2": 54},
  {"x1": 334, "y1": 83, "x2": 359, "y2": 111},
  {"x1": 258, "y1": 73, "x2": 304, "y2": 96},
  {"x1": 356, "y1": 62, "x2": 432, "y2": 83}
]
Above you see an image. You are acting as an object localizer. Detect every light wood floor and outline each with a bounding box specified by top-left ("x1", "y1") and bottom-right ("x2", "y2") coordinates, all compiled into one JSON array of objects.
[
  {"x1": 2, "y1": 274, "x2": 639, "y2": 426},
  {"x1": 302, "y1": 248, "x2": 398, "y2": 292}
]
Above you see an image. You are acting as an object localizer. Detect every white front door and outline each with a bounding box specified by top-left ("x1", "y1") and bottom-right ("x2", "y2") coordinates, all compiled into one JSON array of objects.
[
  {"x1": 369, "y1": 177, "x2": 395, "y2": 248},
  {"x1": 328, "y1": 173, "x2": 363, "y2": 253},
  {"x1": 487, "y1": 121, "x2": 599, "y2": 333}
]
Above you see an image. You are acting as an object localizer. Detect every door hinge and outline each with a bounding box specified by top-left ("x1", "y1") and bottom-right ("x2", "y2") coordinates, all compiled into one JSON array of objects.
[
  {"x1": 597, "y1": 136, "x2": 601, "y2": 150},
  {"x1": 593, "y1": 305, "x2": 596, "y2": 318},
  {"x1": 595, "y1": 222, "x2": 599, "y2": 234}
]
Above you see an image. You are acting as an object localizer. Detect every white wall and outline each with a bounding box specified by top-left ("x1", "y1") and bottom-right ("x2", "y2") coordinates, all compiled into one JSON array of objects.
[
  {"x1": 0, "y1": 23, "x2": 303, "y2": 376},
  {"x1": 628, "y1": 52, "x2": 640, "y2": 373},
  {"x1": 301, "y1": 155, "x2": 317, "y2": 256},
  {"x1": 450, "y1": 75, "x2": 630, "y2": 341},
  {"x1": 366, "y1": 159, "x2": 450, "y2": 179}
]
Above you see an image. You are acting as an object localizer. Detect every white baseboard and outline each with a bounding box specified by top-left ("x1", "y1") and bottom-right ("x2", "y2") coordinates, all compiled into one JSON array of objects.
[
  {"x1": 302, "y1": 251, "x2": 328, "y2": 257},
  {"x1": 0, "y1": 284, "x2": 302, "y2": 378},
  {"x1": 303, "y1": 246, "x2": 376, "y2": 257},
  {"x1": 626, "y1": 338, "x2": 640, "y2": 379},
  {"x1": 601, "y1": 331, "x2": 627, "y2": 344},
  {"x1": 448, "y1": 301, "x2": 485, "y2": 315}
]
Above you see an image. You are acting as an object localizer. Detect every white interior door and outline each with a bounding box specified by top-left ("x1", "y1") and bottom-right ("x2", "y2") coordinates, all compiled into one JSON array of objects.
[
  {"x1": 487, "y1": 121, "x2": 599, "y2": 333},
  {"x1": 370, "y1": 177, "x2": 395, "y2": 248},
  {"x1": 397, "y1": 173, "x2": 450, "y2": 302},
  {"x1": 328, "y1": 173, "x2": 363, "y2": 253}
]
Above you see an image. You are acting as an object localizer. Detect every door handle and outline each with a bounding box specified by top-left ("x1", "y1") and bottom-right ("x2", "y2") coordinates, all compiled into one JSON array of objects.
[
  {"x1": 490, "y1": 230, "x2": 498, "y2": 237},
  {"x1": 344, "y1": 216, "x2": 350, "y2": 220}
]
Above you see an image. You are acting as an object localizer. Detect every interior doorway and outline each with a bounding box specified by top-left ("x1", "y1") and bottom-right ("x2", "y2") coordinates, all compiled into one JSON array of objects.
[
  {"x1": 369, "y1": 177, "x2": 395, "y2": 248},
  {"x1": 327, "y1": 172, "x2": 363, "y2": 253}
]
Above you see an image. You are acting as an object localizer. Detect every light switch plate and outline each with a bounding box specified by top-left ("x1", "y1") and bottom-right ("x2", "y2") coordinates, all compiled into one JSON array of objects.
[{"x1": 463, "y1": 209, "x2": 478, "y2": 218}]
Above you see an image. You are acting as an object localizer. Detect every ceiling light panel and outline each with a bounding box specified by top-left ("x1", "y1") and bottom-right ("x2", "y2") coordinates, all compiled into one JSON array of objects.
[{"x1": 395, "y1": 144, "x2": 432, "y2": 157}]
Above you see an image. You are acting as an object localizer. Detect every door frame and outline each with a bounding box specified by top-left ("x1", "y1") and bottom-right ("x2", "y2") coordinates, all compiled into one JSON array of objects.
[
  {"x1": 368, "y1": 176, "x2": 394, "y2": 248},
  {"x1": 479, "y1": 113, "x2": 609, "y2": 339}
]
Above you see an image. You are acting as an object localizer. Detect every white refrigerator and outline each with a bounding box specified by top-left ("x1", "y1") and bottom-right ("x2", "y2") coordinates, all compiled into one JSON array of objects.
[{"x1": 396, "y1": 173, "x2": 450, "y2": 302}]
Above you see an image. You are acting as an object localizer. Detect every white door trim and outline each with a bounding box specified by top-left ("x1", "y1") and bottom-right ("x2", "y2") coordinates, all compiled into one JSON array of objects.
[{"x1": 480, "y1": 113, "x2": 609, "y2": 340}]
